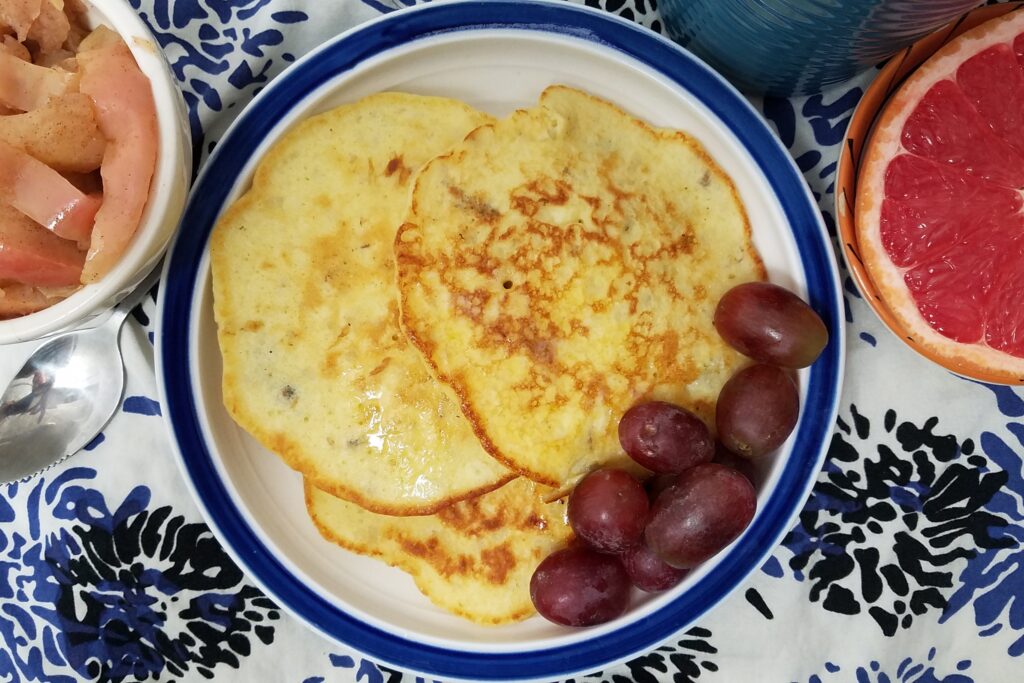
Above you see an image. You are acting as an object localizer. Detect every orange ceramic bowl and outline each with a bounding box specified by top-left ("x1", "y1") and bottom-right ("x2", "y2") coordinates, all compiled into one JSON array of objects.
[{"x1": 836, "y1": 1, "x2": 1024, "y2": 385}]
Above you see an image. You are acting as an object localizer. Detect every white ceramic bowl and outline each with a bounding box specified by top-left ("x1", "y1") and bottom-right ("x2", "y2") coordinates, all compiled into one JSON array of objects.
[
  {"x1": 0, "y1": 0, "x2": 191, "y2": 345},
  {"x1": 157, "y1": 2, "x2": 844, "y2": 681}
]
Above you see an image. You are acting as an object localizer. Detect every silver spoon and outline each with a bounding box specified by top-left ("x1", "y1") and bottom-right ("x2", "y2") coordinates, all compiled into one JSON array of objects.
[{"x1": 0, "y1": 265, "x2": 161, "y2": 484}]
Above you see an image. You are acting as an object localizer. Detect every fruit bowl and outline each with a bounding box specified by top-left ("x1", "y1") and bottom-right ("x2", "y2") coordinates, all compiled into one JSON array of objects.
[
  {"x1": 0, "y1": 0, "x2": 191, "y2": 345},
  {"x1": 836, "y1": 2, "x2": 1024, "y2": 384}
]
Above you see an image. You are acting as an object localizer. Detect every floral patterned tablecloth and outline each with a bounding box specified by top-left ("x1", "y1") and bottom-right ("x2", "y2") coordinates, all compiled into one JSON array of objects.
[{"x1": 2, "y1": 1, "x2": 1022, "y2": 681}]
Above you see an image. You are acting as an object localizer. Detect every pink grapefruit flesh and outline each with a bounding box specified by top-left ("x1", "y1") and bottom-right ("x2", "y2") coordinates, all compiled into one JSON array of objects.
[{"x1": 857, "y1": 10, "x2": 1024, "y2": 380}]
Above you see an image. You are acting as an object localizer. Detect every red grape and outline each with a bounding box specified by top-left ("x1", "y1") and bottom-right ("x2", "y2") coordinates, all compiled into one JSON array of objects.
[
  {"x1": 618, "y1": 401, "x2": 714, "y2": 474},
  {"x1": 645, "y1": 473, "x2": 678, "y2": 501},
  {"x1": 714, "y1": 281, "x2": 828, "y2": 368},
  {"x1": 716, "y1": 364, "x2": 799, "y2": 458},
  {"x1": 567, "y1": 469, "x2": 649, "y2": 553},
  {"x1": 645, "y1": 463, "x2": 756, "y2": 569},
  {"x1": 622, "y1": 542, "x2": 687, "y2": 592},
  {"x1": 530, "y1": 546, "x2": 631, "y2": 626},
  {"x1": 712, "y1": 440, "x2": 759, "y2": 484}
]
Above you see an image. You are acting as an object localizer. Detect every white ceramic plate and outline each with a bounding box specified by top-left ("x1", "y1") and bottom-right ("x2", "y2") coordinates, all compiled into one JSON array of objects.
[{"x1": 156, "y1": 2, "x2": 844, "y2": 680}]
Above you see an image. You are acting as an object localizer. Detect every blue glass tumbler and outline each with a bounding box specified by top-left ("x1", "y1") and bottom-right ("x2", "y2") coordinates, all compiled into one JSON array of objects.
[{"x1": 658, "y1": 0, "x2": 985, "y2": 96}]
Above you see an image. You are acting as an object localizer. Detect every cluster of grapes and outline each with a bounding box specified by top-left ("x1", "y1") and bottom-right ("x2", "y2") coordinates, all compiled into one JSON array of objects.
[{"x1": 530, "y1": 282, "x2": 828, "y2": 627}]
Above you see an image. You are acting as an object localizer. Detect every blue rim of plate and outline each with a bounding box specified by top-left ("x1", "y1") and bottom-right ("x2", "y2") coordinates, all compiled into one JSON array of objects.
[{"x1": 157, "y1": 0, "x2": 844, "y2": 679}]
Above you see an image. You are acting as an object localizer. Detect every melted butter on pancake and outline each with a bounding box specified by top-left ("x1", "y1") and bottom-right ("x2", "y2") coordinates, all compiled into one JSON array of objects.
[{"x1": 211, "y1": 93, "x2": 511, "y2": 515}]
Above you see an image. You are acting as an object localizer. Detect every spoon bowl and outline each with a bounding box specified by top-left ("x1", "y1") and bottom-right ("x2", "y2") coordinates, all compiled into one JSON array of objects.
[{"x1": 0, "y1": 269, "x2": 159, "y2": 483}]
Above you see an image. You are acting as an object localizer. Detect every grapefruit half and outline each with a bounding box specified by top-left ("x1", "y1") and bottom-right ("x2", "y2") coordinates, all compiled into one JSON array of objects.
[{"x1": 856, "y1": 8, "x2": 1024, "y2": 382}]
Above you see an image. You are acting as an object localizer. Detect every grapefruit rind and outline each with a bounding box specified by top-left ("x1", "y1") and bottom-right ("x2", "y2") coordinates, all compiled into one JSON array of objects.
[{"x1": 855, "y1": 9, "x2": 1024, "y2": 382}]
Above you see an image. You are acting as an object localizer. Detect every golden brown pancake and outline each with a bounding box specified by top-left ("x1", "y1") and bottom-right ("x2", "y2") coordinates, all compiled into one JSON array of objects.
[
  {"x1": 211, "y1": 93, "x2": 512, "y2": 515},
  {"x1": 306, "y1": 477, "x2": 573, "y2": 625},
  {"x1": 395, "y1": 85, "x2": 765, "y2": 488}
]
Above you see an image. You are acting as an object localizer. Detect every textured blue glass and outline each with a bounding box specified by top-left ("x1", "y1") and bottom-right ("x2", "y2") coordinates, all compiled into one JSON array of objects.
[{"x1": 660, "y1": 0, "x2": 984, "y2": 95}]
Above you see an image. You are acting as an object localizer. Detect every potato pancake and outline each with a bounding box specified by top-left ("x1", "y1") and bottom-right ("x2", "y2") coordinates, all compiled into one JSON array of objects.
[
  {"x1": 306, "y1": 477, "x2": 572, "y2": 625},
  {"x1": 395, "y1": 86, "x2": 765, "y2": 488},
  {"x1": 211, "y1": 93, "x2": 512, "y2": 515}
]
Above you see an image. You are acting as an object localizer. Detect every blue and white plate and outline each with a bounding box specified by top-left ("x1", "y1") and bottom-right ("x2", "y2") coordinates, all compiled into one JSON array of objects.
[{"x1": 155, "y1": 1, "x2": 844, "y2": 680}]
